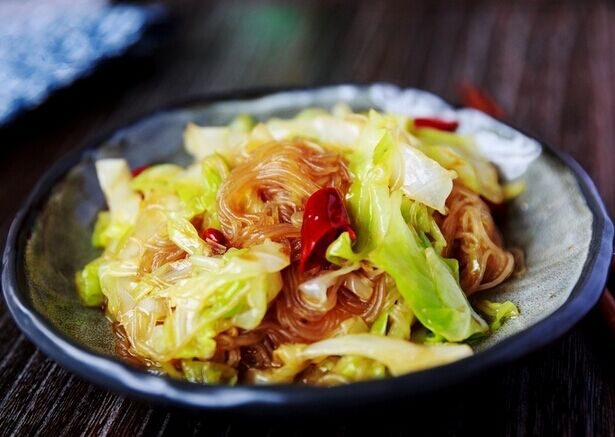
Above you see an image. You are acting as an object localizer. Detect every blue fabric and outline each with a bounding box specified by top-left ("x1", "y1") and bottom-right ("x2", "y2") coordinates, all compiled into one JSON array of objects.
[{"x1": 0, "y1": 1, "x2": 162, "y2": 124}]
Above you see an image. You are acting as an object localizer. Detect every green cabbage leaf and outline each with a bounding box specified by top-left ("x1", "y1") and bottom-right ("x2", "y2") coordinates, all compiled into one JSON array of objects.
[
  {"x1": 327, "y1": 111, "x2": 487, "y2": 342},
  {"x1": 475, "y1": 299, "x2": 520, "y2": 331},
  {"x1": 250, "y1": 334, "x2": 472, "y2": 384},
  {"x1": 113, "y1": 239, "x2": 290, "y2": 363}
]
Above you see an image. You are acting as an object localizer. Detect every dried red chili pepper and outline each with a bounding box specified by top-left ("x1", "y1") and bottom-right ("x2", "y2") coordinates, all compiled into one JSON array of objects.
[
  {"x1": 413, "y1": 117, "x2": 459, "y2": 132},
  {"x1": 131, "y1": 165, "x2": 150, "y2": 178},
  {"x1": 200, "y1": 228, "x2": 228, "y2": 246},
  {"x1": 299, "y1": 187, "x2": 356, "y2": 272},
  {"x1": 459, "y1": 83, "x2": 505, "y2": 118}
]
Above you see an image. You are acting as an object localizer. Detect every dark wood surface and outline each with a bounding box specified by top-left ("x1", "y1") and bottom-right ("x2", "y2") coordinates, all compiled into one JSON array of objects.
[{"x1": 1, "y1": 0, "x2": 615, "y2": 435}]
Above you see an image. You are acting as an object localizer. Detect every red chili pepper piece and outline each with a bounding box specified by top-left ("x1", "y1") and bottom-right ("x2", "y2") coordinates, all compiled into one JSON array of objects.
[
  {"x1": 131, "y1": 165, "x2": 150, "y2": 178},
  {"x1": 459, "y1": 83, "x2": 505, "y2": 118},
  {"x1": 200, "y1": 228, "x2": 228, "y2": 246},
  {"x1": 414, "y1": 117, "x2": 459, "y2": 132},
  {"x1": 299, "y1": 187, "x2": 356, "y2": 272}
]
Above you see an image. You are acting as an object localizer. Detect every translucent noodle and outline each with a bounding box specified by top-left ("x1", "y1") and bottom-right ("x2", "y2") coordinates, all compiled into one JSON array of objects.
[
  {"x1": 214, "y1": 266, "x2": 389, "y2": 369},
  {"x1": 274, "y1": 265, "x2": 387, "y2": 343},
  {"x1": 217, "y1": 141, "x2": 351, "y2": 253},
  {"x1": 439, "y1": 184, "x2": 515, "y2": 294},
  {"x1": 113, "y1": 322, "x2": 151, "y2": 369},
  {"x1": 139, "y1": 240, "x2": 186, "y2": 275}
]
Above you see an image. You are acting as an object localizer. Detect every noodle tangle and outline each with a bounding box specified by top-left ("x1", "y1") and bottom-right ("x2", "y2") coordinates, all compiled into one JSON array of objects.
[
  {"x1": 217, "y1": 141, "x2": 350, "y2": 253},
  {"x1": 439, "y1": 184, "x2": 515, "y2": 295}
]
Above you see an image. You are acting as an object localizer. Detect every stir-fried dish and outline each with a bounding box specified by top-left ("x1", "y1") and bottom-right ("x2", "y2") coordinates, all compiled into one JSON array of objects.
[{"x1": 76, "y1": 104, "x2": 523, "y2": 385}]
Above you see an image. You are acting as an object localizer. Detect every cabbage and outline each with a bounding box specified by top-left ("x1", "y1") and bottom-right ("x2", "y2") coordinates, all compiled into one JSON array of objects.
[
  {"x1": 298, "y1": 263, "x2": 360, "y2": 308},
  {"x1": 75, "y1": 257, "x2": 104, "y2": 306},
  {"x1": 400, "y1": 196, "x2": 447, "y2": 255},
  {"x1": 368, "y1": 287, "x2": 414, "y2": 340},
  {"x1": 332, "y1": 355, "x2": 387, "y2": 381},
  {"x1": 94, "y1": 159, "x2": 142, "y2": 249},
  {"x1": 401, "y1": 145, "x2": 455, "y2": 214},
  {"x1": 115, "y1": 240, "x2": 289, "y2": 362},
  {"x1": 328, "y1": 110, "x2": 487, "y2": 342},
  {"x1": 91, "y1": 211, "x2": 110, "y2": 248},
  {"x1": 95, "y1": 159, "x2": 141, "y2": 223},
  {"x1": 173, "y1": 156, "x2": 228, "y2": 223},
  {"x1": 503, "y1": 179, "x2": 526, "y2": 200},
  {"x1": 421, "y1": 145, "x2": 482, "y2": 194},
  {"x1": 386, "y1": 297, "x2": 414, "y2": 340},
  {"x1": 412, "y1": 128, "x2": 504, "y2": 203},
  {"x1": 195, "y1": 155, "x2": 229, "y2": 227},
  {"x1": 342, "y1": 110, "x2": 454, "y2": 253},
  {"x1": 250, "y1": 344, "x2": 309, "y2": 384},
  {"x1": 411, "y1": 326, "x2": 447, "y2": 344},
  {"x1": 370, "y1": 312, "x2": 389, "y2": 336},
  {"x1": 475, "y1": 299, "x2": 520, "y2": 331},
  {"x1": 228, "y1": 113, "x2": 255, "y2": 132},
  {"x1": 181, "y1": 360, "x2": 238, "y2": 385},
  {"x1": 90, "y1": 211, "x2": 132, "y2": 249},
  {"x1": 334, "y1": 316, "x2": 369, "y2": 336},
  {"x1": 131, "y1": 164, "x2": 183, "y2": 195},
  {"x1": 330, "y1": 244, "x2": 485, "y2": 341},
  {"x1": 251, "y1": 334, "x2": 472, "y2": 383},
  {"x1": 266, "y1": 112, "x2": 365, "y2": 151},
  {"x1": 166, "y1": 212, "x2": 208, "y2": 256},
  {"x1": 301, "y1": 334, "x2": 472, "y2": 375},
  {"x1": 326, "y1": 231, "x2": 362, "y2": 265},
  {"x1": 184, "y1": 119, "x2": 279, "y2": 165},
  {"x1": 130, "y1": 155, "x2": 228, "y2": 226},
  {"x1": 183, "y1": 123, "x2": 248, "y2": 163},
  {"x1": 344, "y1": 115, "x2": 396, "y2": 254},
  {"x1": 201, "y1": 155, "x2": 230, "y2": 193},
  {"x1": 98, "y1": 259, "x2": 139, "y2": 316},
  {"x1": 370, "y1": 192, "x2": 487, "y2": 341}
]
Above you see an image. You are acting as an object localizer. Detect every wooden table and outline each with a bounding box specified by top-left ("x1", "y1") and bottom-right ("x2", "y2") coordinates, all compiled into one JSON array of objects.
[{"x1": 1, "y1": 0, "x2": 614, "y2": 435}]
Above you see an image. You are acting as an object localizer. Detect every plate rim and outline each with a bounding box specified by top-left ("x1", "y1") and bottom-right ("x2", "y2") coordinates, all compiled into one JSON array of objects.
[{"x1": 2, "y1": 84, "x2": 613, "y2": 412}]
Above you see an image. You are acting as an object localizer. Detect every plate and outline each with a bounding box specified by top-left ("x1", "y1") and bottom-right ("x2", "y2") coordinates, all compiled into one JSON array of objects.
[{"x1": 2, "y1": 85, "x2": 613, "y2": 413}]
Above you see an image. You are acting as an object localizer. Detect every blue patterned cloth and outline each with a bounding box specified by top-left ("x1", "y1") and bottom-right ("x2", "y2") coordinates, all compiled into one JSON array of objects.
[{"x1": 0, "y1": 0, "x2": 163, "y2": 124}]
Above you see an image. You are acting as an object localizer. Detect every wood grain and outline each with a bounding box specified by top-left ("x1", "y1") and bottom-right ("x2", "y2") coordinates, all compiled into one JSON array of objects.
[{"x1": 1, "y1": 0, "x2": 614, "y2": 435}]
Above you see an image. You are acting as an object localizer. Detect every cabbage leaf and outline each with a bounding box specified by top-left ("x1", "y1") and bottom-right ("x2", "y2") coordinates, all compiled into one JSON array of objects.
[
  {"x1": 266, "y1": 112, "x2": 364, "y2": 152},
  {"x1": 181, "y1": 360, "x2": 238, "y2": 385},
  {"x1": 475, "y1": 299, "x2": 520, "y2": 331},
  {"x1": 369, "y1": 192, "x2": 487, "y2": 341},
  {"x1": 131, "y1": 156, "x2": 228, "y2": 224},
  {"x1": 251, "y1": 334, "x2": 472, "y2": 383},
  {"x1": 183, "y1": 123, "x2": 248, "y2": 163},
  {"x1": 328, "y1": 111, "x2": 487, "y2": 342},
  {"x1": 412, "y1": 128, "x2": 504, "y2": 203},
  {"x1": 116, "y1": 240, "x2": 290, "y2": 362},
  {"x1": 94, "y1": 159, "x2": 142, "y2": 249},
  {"x1": 75, "y1": 257, "x2": 104, "y2": 306},
  {"x1": 401, "y1": 145, "x2": 455, "y2": 214}
]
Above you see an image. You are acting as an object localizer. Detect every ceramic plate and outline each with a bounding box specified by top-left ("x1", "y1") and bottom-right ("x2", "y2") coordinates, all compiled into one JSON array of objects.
[{"x1": 2, "y1": 85, "x2": 612, "y2": 413}]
